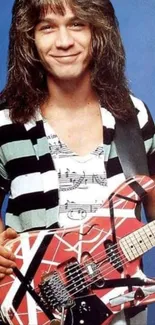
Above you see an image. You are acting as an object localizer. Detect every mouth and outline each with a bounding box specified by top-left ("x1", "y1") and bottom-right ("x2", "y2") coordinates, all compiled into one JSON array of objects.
[
  {"x1": 51, "y1": 53, "x2": 80, "y2": 58},
  {"x1": 49, "y1": 53, "x2": 81, "y2": 63}
]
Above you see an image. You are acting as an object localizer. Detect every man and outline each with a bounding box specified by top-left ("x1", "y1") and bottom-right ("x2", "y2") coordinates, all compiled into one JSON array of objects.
[{"x1": 0, "y1": 0, "x2": 155, "y2": 324}]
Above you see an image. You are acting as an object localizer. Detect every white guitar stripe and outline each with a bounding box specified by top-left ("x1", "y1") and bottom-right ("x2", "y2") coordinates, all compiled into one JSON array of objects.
[
  {"x1": 1, "y1": 231, "x2": 50, "y2": 322},
  {"x1": 21, "y1": 236, "x2": 38, "y2": 325}
]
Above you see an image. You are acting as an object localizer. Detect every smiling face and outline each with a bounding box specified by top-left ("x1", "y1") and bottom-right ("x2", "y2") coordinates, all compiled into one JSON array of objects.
[{"x1": 34, "y1": 3, "x2": 92, "y2": 83}]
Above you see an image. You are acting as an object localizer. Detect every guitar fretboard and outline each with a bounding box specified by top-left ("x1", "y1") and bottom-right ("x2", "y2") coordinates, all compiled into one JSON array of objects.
[{"x1": 119, "y1": 220, "x2": 155, "y2": 261}]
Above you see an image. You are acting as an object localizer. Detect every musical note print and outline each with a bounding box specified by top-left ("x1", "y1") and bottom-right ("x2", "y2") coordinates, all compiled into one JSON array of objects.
[
  {"x1": 60, "y1": 200, "x2": 101, "y2": 220},
  {"x1": 47, "y1": 136, "x2": 77, "y2": 158},
  {"x1": 58, "y1": 169, "x2": 107, "y2": 191},
  {"x1": 45, "y1": 125, "x2": 108, "y2": 227}
]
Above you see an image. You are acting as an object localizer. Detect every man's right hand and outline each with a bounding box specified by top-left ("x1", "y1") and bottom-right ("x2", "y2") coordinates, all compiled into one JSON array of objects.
[{"x1": 0, "y1": 228, "x2": 18, "y2": 279}]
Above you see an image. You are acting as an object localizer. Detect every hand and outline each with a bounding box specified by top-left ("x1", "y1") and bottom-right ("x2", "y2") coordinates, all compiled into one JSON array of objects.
[{"x1": 0, "y1": 228, "x2": 18, "y2": 279}]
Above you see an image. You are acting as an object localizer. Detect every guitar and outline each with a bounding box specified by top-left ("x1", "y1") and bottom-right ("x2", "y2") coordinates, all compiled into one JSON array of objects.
[{"x1": 0, "y1": 175, "x2": 155, "y2": 325}]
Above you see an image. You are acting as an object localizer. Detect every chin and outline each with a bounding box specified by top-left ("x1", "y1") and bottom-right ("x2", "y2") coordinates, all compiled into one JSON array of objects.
[{"x1": 54, "y1": 72, "x2": 83, "y2": 82}]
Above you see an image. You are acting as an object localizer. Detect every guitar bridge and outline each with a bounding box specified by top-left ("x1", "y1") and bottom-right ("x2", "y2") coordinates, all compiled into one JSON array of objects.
[
  {"x1": 39, "y1": 270, "x2": 73, "y2": 311},
  {"x1": 39, "y1": 258, "x2": 89, "y2": 312}
]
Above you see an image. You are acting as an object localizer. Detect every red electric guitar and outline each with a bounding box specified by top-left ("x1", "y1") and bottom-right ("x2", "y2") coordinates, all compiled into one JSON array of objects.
[{"x1": 0, "y1": 175, "x2": 155, "y2": 325}]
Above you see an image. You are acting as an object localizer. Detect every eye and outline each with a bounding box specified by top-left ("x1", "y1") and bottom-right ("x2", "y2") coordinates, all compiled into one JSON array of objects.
[
  {"x1": 70, "y1": 21, "x2": 86, "y2": 30},
  {"x1": 36, "y1": 21, "x2": 56, "y2": 33},
  {"x1": 40, "y1": 24, "x2": 53, "y2": 31},
  {"x1": 73, "y1": 22, "x2": 84, "y2": 27}
]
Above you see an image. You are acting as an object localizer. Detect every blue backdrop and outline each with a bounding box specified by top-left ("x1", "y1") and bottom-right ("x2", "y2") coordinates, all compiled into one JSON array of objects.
[{"x1": 0, "y1": 0, "x2": 155, "y2": 323}]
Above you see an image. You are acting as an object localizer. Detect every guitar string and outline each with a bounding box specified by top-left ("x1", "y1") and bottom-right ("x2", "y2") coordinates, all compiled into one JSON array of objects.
[
  {"x1": 44, "y1": 253, "x2": 133, "y2": 308},
  {"x1": 64, "y1": 224, "x2": 154, "y2": 298},
  {"x1": 63, "y1": 251, "x2": 129, "y2": 297},
  {"x1": 40, "y1": 178, "x2": 155, "y2": 305},
  {"x1": 44, "y1": 186, "x2": 142, "y2": 282},
  {"x1": 65, "y1": 221, "x2": 155, "y2": 297},
  {"x1": 40, "y1": 237, "x2": 147, "y2": 305},
  {"x1": 51, "y1": 233, "x2": 124, "y2": 285},
  {"x1": 47, "y1": 224, "x2": 151, "y2": 296},
  {"x1": 37, "y1": 238, "x2": 126, "y2": 306},
  {"x1": 36, "y1": 180, "x2": 153, "y2": 296},
  {"x1": 56, "y1": 234, "x2": 153, "y2": 302},
  {"x1": 64, "y1": 232, "x2": 153, "y2": 298},
  {"x1": 40, "y1": 225, "x2": 154, "y2": 300},
  {"x1": 46, "y1": 225, "x2": 155, "y2": 308},
  {"x1": 45, "y1": 213, "x2": 139, "y2": 280},
  {"x1": 45, "y1": 193, "x2": 154, "y2": 295},
  {"x1": 67, "y1": 256, "x2": 149, "y2": 302},
  {"x1": 34, "y1": 177, "x2": 148, "y2": 289},
  {"x1": 46, "y1": 173, "x2": 141, "y2": 282},
  {"x1": 42, "y1": 252, "x2": 127, "y2": 308},
  {"x1": 4, "y1": 178, "x2": 153, "y2": 314}
]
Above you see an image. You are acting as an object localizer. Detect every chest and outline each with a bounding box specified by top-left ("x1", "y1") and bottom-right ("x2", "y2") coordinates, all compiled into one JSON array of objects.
[{"x1": 46, "y1": 111, "x2": 103, "y2": 156}]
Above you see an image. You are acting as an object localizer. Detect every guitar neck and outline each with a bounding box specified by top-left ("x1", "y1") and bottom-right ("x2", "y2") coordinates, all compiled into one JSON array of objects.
[{"x1": 119, "y1": 220, "x2": 155, "y2": 261}]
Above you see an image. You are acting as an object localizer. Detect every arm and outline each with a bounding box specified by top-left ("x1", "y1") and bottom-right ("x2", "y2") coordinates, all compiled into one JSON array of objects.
[
  {"x1": 0, "y1": 227, "x2": 18, "y2": 279},
  {"x1": 0, "y1": 194, "x2": 17, "y2": 279}
]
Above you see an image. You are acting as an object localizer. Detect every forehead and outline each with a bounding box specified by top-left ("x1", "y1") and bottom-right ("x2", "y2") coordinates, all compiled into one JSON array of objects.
[
  {"x1": 39, "y1": 0, "x2": 74, "y2": 18},
  {"x1": 42, "y1": 3, "x2": 74, "y2": 19},
  {"x1": 34, "y1": 0, "x2": 90, "y2": 29}
]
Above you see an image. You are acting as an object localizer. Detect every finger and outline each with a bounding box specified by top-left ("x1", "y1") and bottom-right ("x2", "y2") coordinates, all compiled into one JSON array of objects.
[
  {"x1": 0, "y1": 273, "x2": 6, "y2": 279},
  {"x1": 0, "y1": 228, "x2": 18, "y2": 246},
  {"x1": 0, "y1": 251, "x2": 16, "y2": 267},
  {"x1": 1, "y1": 228, "x2": 18, "y2": 243},
  {"x1": 0, "y1": 271, "x2": 14, "y2": 280},
  {"x1": 0, "y1": 266, "x2": 14, "y2": 275},
  {"x1": 0, "y1": 244, "x2": 16, "y2": 261}
]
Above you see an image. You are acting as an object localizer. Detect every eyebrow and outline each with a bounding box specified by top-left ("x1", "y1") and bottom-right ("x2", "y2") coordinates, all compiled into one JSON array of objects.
[{"x1": 37, "y1": 15, "x2": 82, "y2": 25}]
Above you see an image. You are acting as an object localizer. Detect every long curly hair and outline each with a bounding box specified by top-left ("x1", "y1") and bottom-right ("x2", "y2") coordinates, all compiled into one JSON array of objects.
[{"x1": 0, "y1": 0, "x2": 133, "y2": 123}]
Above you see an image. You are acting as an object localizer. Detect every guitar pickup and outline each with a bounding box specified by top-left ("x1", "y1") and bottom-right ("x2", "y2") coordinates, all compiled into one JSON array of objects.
[{"x1": 85, "y1": 262, "x2": 98, "y2": 278}]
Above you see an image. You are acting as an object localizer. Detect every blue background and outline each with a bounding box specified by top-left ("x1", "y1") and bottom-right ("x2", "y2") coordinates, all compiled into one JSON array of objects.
[{"x1": 0, "y1": 0, "x2": 155, "y2": 323}]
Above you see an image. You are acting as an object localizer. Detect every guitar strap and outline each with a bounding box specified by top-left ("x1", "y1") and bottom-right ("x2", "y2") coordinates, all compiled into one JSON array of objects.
[
  {"x1": 114, "y1": 101, "x2": 149, "y2": 179},
  {"x1": 114, "y1": 99, "x2": 149, "y2": 324}
]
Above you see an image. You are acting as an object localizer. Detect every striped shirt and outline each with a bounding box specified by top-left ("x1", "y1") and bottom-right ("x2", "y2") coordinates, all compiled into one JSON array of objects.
[{"x1": 0, "y1": 95, "x2": 155, "y2": 232}]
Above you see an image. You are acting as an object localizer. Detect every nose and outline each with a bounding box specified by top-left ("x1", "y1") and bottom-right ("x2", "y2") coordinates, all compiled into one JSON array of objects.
[{"x1": 55, "y1": 27, "x2": 74, "y2": 49}]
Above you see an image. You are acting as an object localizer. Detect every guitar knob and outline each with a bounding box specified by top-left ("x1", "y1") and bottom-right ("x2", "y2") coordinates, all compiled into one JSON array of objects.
[{"x1": 134, "y1": 288, "x2": 145, "y2": 300}]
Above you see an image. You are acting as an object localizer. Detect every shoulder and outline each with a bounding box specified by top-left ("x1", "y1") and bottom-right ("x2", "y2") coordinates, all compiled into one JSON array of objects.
[
  {"x1": 0, "y1": 100, "x2": 12, "y2": 127},
  {"x1": 130, "y1": 94, "x2": 151, "y2": 129},
  {"x1": 130, "y1": 95, "x2": 155, "y2": 151},
  {"x1": 0, "y1": 102, "x2": 27, "y2": 147},
  {"x1": 130, "y1": 95, "x2": 155, "y2": 143}
]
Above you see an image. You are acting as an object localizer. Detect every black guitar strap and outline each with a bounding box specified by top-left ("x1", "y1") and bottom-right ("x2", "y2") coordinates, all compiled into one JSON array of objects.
[
  {"x1": 114, "y1": 99, "x2": 149, "y2": 324},
  {"x1": 114, "y1": 100, "x2": 149, "y2": 178},
  {"x1": 111, "y1": 99, "x2": 149, "y2": 231}
]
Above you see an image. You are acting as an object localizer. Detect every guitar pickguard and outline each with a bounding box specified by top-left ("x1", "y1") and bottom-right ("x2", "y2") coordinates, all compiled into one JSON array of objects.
[{"x1": 65, "y1": 295, "x2": 112, "y2": 325}]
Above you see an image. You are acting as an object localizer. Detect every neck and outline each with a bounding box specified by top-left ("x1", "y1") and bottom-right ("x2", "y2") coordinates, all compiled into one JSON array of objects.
[{"x1": 42, "y1": 73, "x2": 98, "y2": 116}]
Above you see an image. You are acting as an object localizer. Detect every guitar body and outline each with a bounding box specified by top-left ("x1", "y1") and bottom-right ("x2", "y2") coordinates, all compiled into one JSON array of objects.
[{"x1": 0, "y1": 175, "x2": 155, "y2": 325}]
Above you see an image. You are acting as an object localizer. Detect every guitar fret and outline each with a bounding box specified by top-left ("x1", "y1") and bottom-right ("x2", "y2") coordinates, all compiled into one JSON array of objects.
[
  {"x1": 120, "y1": 236, "x2": 140, "y2": 260},
  {"x1": 140, "y1": 228, "x2": 152, "y2": 250},
  {"x1": 132, "y1": 233, "x2": 145, "y2": 254},
  {"x1": 143, "y1": 229, "x2": 154, "y2": 246},
  {"x1": 127, "y1": 234, "x2": 144, "y2": 257},
  {"x1": 147, "y1": 224, "x2": 155, "y2": 245},
  {"x1": 119, "y1": 240, "x2": 132, "y2": 260},
  {"x1": 119, "y1": 220, "x2": 155, "y2": 261},
  {"x1": 134, "y1": 231, "x2": 149, "y2": 250}
]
